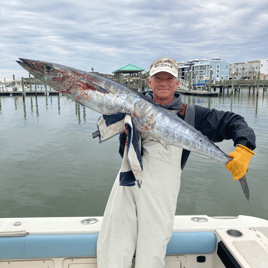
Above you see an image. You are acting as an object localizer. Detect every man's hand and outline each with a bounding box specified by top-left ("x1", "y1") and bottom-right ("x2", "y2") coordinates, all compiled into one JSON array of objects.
[{"x1": 226, "y1": 145, "x2": 255, "y2": 180}]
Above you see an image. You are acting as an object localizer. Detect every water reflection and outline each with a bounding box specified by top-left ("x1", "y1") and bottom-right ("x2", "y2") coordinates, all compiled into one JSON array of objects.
[
  {"x1": 58, "y1": 95, "x2": 60, "y2": 115},
  {"x1": 35, "y1": 96, "x2": 39, "y2": 117},
  {"x1": 0, "y1": 89, "x2": 268, "y2": 219},
  {"x1": 23, "y1": 99, "x2": 26, "y2": 120},
  {"x1": 14, "y1": 97, "x2": 18, "y2": 110},
  {"x1": 46, "y1": 95, "x2": 48, "y2": 110},
  {"x1": 255, "y1": 95, "x2": 258, "y2": 119},
  {"x1": 30, "y1": 97, "x2": 33, "y2": 115}
]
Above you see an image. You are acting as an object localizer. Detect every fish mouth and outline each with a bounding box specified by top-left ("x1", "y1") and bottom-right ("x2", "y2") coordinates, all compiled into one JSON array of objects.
[
  {"x1": 16, "y1": 59, "x2": 31, "y2": 72},
  {"x1": 16, "y1": 58, "x2": 53, "y2": 90},
  {"x1": 16, "y1": 58, "x2": 77, "y2": 93},
  {"x1": 17, "y1": 58, "x2": 35, "y2": 70},
  {"x1": 16, "y1": 58, "x2": 45, "y2": 80},
  {"x1": 16, "y1": 58, "x2": 38, "y2": 75}
]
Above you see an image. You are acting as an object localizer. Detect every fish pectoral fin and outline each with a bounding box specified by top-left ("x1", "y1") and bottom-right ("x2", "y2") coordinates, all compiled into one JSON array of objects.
[{"x1": 158, "y1": 140, "x2": 168, "y2": 150}]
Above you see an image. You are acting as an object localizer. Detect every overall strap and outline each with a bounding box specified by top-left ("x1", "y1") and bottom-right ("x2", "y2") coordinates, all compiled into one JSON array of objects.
[
  {"x1": 184, "y1": 104, "x2": 195, "y2": 127},
  {"x1": 181, "y1": 104, "x2": 195, "y2": 170}
]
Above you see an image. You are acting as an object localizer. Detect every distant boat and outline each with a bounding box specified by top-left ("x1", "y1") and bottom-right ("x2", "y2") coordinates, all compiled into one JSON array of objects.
[
  {"x1": 0, "y1": 85, "x2": 6, "y2": 91},
  {"x1": 12, "y1": 85, "x2": 22, "y2": 91}
]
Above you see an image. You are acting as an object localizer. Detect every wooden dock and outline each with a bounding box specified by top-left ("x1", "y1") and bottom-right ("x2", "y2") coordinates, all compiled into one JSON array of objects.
[
  {"x1": 177, "y1": 89, "x2": 219, "y2": 97},
  {"x1": 1, "y1": 89, "x2": 219, "y2": 98},
  {"x1": 0, "y1": 91, "x2": 60, "y2": 97}
]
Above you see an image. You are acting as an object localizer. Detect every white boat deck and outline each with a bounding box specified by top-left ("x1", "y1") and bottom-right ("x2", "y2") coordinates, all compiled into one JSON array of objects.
[{"x1": 0, "y1": 215, "x2": 268, "y2": 267}]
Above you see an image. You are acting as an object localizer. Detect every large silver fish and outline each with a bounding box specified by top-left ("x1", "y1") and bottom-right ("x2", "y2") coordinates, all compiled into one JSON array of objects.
[{"x1": 17, "y1": 58, "x2": 250, "y2": 200}]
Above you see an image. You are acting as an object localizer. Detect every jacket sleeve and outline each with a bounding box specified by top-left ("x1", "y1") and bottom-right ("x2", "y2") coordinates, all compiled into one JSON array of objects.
[{"x1": 194, "y1": 105, "x2": 256, "y2": 150}]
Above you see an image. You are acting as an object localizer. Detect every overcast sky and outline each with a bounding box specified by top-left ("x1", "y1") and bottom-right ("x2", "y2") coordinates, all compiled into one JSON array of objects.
[{"x1": 1, "y1": 0, "x2": 268, "y2": 79}]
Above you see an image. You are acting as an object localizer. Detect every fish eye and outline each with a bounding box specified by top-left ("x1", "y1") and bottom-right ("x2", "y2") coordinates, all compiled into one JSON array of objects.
[{"x1": 46, "y1": 64, "x2": 53, "y2": 71}]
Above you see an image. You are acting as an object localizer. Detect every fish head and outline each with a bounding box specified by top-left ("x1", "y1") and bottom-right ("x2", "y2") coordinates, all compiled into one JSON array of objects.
[{"x1": 17, "y1": 58, "x2": 77, "y2": 93}]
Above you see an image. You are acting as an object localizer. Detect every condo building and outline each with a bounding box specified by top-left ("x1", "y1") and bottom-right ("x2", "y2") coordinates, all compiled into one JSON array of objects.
[
  {"x1": 230, "y1": 58, "x2": 268, "y2": 79},
  {"x1": 178, "y1": 57, "x2": 229, "y2": 84}
]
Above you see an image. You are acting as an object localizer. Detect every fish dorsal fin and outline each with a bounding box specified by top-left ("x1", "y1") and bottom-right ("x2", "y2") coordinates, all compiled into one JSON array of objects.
[
  {"x1": 91, "y1": 72, "x2": 157, "y2": 106},
  {"x1": 79, "y1": 78, "x2": 110, "y2": 94}
]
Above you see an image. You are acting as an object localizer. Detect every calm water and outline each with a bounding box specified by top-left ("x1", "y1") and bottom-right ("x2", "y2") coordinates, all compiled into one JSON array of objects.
[{"x1": 0, "y1": 89, "x2": 268, "y2": 220}]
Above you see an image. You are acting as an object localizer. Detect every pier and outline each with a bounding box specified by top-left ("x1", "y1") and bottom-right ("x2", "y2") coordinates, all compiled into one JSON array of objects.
[
  {"x1": 177, "y1": 76, "x2": 268, "y2": 97},
  {"x1": 210, "y1": 79, "x2": 268, "y2": 95},
  {"x1": 176, "y1": 90, "x2": 219, "y2": 97},
  {"x1": 1, "y1": 72, "x2": 268, "y2": 98},
  {"x1": 0, "y1": 91, "x2": 59, "y2": 97}
]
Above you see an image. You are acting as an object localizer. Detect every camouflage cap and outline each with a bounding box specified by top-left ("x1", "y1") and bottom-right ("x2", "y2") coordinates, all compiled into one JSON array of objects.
[{"x1": 149, "y1": 57, "x2": 178, "y2": 78}]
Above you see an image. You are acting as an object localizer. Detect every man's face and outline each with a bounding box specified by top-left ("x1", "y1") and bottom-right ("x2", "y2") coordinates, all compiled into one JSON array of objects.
[{"x1": 148, "y1": 72, "x2": 180, "y2": 104}]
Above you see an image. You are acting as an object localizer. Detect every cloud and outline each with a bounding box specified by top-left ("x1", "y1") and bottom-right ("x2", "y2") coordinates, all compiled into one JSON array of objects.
[{"x1": 0, "y1": 0, "x2": 268, "y2": 79}]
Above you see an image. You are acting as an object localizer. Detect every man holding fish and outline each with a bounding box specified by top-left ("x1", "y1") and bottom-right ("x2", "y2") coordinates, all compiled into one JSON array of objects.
[
  {"x1": 97, "y1": 57, "x2": 256, "y2": 268},
  {"x1": 16, "y1": 57, "x2": 256, "y2": 268}
]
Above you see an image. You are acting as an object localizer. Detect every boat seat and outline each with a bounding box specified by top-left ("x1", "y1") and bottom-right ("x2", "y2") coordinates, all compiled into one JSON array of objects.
[{"x1": 0, "y1": 232, "x2": 216, "y2": 259}]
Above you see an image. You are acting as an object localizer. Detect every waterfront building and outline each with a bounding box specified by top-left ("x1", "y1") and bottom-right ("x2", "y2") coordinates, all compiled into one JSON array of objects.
[
  {"x1": 230, "y1": 58, "x2": 268, "y2": 80},
  {"x1": 178, "y1": 57, "x2": 229, "y2": 84},
  {"x1": 230, "y1": 62, "x2": 246, "y2": 79},
  {"x1": 246, "y1": 60, "x2": 261, "y2": 79},
  {"x1": 209, "y1": 57, "x2": 229, "y2": 82},
  {"x1": 191, "y1": 59, "x2": 210, "y2": 83},
  {"x1": 177, "y1": 61, "x2": 191, "y2": 80},
  {"x1": 260, "y1": 58, "x2": 268, "y2": 77}
]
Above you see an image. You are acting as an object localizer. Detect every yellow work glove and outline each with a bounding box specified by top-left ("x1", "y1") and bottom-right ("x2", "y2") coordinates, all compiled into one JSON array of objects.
[{"x1": 226, "y1": 144, "x2": 255, "y2": 180}]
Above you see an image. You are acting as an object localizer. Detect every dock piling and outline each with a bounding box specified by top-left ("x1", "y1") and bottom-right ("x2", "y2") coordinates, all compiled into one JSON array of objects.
[
  {"x1": 208, "y1": 69, "x2": 212, "y2": 92},
  {"x1": 231, "y1": 72, "x2": 234, "y2": 94},
  {"x1": 21, "y1": 77, "x2": 25, "y2": 99},
  {"x1": 139, "y1": 73, "x2": 143, "y2": 92},
  {"x1": 120, "y1": 73, "x2": 123, "y2": 84},
  {"x1": 34, "y1": 78, "x2": 37, "y2": 96},
  {"x1": 188, "y1": 71, "x2": 192, "y2": 91},
  {"x1": 257, "y1": 70, "x2": 260, "y2": 96},
  {"x1": 29, "y1": 73, "x2": 32, "y2": 91}
]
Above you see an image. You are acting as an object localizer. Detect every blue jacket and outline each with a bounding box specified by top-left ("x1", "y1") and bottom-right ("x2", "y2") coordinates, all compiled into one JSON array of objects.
[{"x1": 119, "y1": 91, "x2": 256, "y2": 170}]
